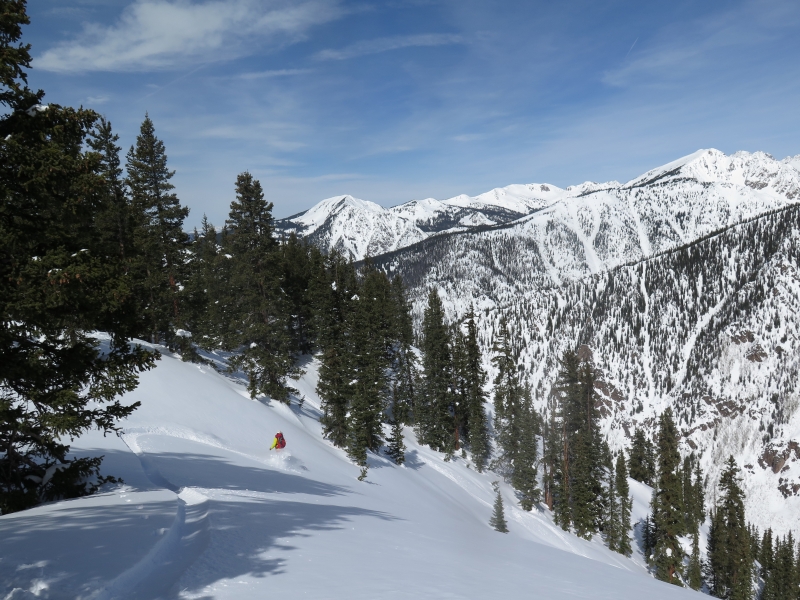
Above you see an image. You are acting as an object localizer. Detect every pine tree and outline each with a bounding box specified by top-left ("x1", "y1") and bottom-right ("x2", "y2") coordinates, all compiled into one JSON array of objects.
[
  {"x1": 183, "y1": 215, "x2": 221, "y2": 346},
  {"x1": 542, "y1": 398, "x2": 561, "y2": 512},
  {"x1": 706, "y1": 508, "x2": 725, "y2": 595},
  {"x1": 280, "y1": 233, "x2": 313, "y2": 354},
  {"x1": 316, "y1": 252, "x2": 357, "y2": 447},
  {"x1": 760, "y1": 528, "x2": 774, "y2": 580},
  {"x1": 605, "y1": 456, "x2": 621, "y2": 552},
  {"x1": 347, "y1": 264, "x2": 393, "y2": 464},
  {"x1": 489, "y1": 486, "x2": 509, "y2": 533},
  {"x1": 552, "y1": 350, "x2": 581, "y2": 530},
  {"x1": 651, "y1": 408, "x2": 685, "y2": 585},
  {"x1": 385, "y1": 413, "x2": 406, "y2": 466},
  {"x1": 0, "y1": 2, "x2": 156, "y2": 513},
  {"x1": 615, "y1": 452, "x2": 633, "y2": 556},
  {"x1": 462, "y1": 305, "x2": 489, "y2": 471},
  {"x1": 642, "y1": 514, "x2": 655, "y2": 562},
  {"x1": 629, "y1": 427, "x2": 656, "y2": 485},
  {"x1": 492, "y1": 316, "x2": 524, "y2": 480},
  {"x1": 389, "y1": 275, "x2": 417, "y2": 426},
  {"x1": 570, "y1": 363, "x2": 602, "y2": 539},
  {"x1": 693, "y1": 459, "x2": 706, "y2": 526},
  {"x1": 515, "y1": 386, "x2": 541, "y2": 511},
  {"x1": 417, "y1": 288, "x2": 454, "y2": 452},
  {"x1": 220, "y1": 172, "x2": 297, "y2": 401},
  {"x1": 708, "y1": 456, "x2": 752, "y2": 600},
  {"x1": 687, "y1": 525, "x2": 703, "y2": 590},
  {"x1": 88, "y1": 116, "x2": 132, "y2": 262},
  {"x1": 450, "y1": 324, "x2": 469, "y2": 453},
  {"x1": 125, "y1": 114, "x2": 189, "y2": 344},
  {"x1": 683, "y1": 454, "x2": 696, "y2": 532}
]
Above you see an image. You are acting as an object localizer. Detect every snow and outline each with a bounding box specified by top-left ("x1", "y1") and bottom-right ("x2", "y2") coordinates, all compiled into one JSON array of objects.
[
  {"x1": 0, "y1": 347, "x2": 701, "y2": 599},
  {"x1": 279, "y1": 149, "x2": 800, "y2": 264}
]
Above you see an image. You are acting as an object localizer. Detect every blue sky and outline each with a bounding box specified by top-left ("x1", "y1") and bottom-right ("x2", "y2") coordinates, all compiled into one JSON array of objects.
[{"x1": 26, "y1": 0, "x2": 800, "y2": 227}]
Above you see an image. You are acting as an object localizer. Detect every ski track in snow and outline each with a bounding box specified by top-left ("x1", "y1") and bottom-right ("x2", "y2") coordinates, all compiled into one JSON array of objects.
[{"x1": 92, "y1": 435, "x2": 213, "y2": 599}]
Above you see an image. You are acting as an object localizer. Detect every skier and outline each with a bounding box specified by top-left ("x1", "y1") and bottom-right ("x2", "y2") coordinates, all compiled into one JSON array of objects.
[{"x1": 270, "y1": 431, "x2": 286, "y2": 451}]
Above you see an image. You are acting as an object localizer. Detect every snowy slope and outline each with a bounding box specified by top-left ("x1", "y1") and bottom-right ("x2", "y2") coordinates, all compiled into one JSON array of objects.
[{"x1": 0, "y1": 348, "x2": 701, "y2": 600}]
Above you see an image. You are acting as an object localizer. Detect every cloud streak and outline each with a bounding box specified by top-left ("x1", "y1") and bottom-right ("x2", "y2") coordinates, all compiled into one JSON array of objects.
[
  {"x1": 238, "y1": 68, "x2": 313, "y2": 80},
  {"x1": 37, "y1": 0, "x2": 343, "y2": 72},
  {"x1": 316, "y1": 33, "x2": 463, "y2": 61}
]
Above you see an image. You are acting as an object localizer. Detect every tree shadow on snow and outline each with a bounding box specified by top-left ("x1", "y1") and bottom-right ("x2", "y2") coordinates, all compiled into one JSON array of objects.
[
  {"x1": 0, "y1": 494, "x2": 179, "y2": 598},
  {"x1": 173, "y1": 496, "x2": 397, "y2": 598},
  {"x1": 136, "y1": 450, "x2": 352, "y2": 497},
  {"x1": 401, "y1": 449, "x2": 425, "y2": 471}
]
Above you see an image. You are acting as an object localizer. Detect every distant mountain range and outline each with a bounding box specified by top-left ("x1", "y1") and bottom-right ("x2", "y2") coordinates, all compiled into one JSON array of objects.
[
  {"x1": 279, "y1": 149, "x2": 800, "y2": 535},
  {"x1": 276, "y1": 149, "x2": 800, "y2": 273}
]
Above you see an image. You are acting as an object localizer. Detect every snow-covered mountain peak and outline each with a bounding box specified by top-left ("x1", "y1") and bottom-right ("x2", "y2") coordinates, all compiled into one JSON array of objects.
[
  {"x1": 389, "y1": 197, "x2": 448, "y2": 220},
  {"x1": 622, "y1": 149, "x2": 800, "y2": 199},
  {"x1": 783, "y1": 154, "x2": 800, "y2": 172},
  {"x1": 292, "y1": 194, "x2": 386, "y2": 230},
  {"x1": 622, "y1": 149, "x2": 717, "y2": 188},
  {"x1": 449, "y1": 183, "x2": 564, "y2": 213},
  {"x1": 566, "y1": 181, "x2": 622, "y2": 196}
]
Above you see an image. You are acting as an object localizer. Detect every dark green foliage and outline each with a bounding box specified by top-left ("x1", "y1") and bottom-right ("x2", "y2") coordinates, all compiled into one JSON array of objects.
[
  {"x1": 707, "y1": 457, "x2": 752, "y2": 600},
  {"x1": 312, "y1": 255, "x2": 413, "y2": 467},
  {"x1": 417, "y1": 288, "x2": 454, "y2": 452},
  {"x1": 515, "y1": 386, "x2": 540, "y2": 511},
  {"x1": 125, "y1": 114, "x2": 189, "y2": 345},
  {"x1": 687, "y1": 526, "x2": 703, "y2": 590},
  {"x1": 183, "y1": 215, "x2": 222, "y2": 346},
  {"x1": 614, "y1": 452, "x2": 632, "y2": 556},
  {"x1": 761, "y1": 532, "x2": 796, "y2": 600},
  {"x1": 541, "y1": 397, "x2": 561, "y2": 512},
  {"x1": 681, "y1": 453, "x2": 706, "y2": 533},
  {"x1": 385, "y1": 414, "x2": 405, "y2": 465},
  {"x1": 0, "y1": 1, "x2": 156, "y2": 513},
  {"x1": 642, "y1": 514, "x2": 655, "y2": 561},
  {"x1": 605, "y1": 456, "x2": 621, "y2": 552},
  {"x1": 651, "y1": 408, "x2": 685, "y2": 585},
  {"x1": 461, "y1": 305, "x2": 489, "y2": 471},
  {"x1": 759, "y1": 528, "x2": 774, "y2": 580},
  {"x1": 316, "y1": 252, "x2": 357, "y2": 447},
  {"x1": 542, "y1": 349, "x2": 603, "y2": 538},
  {"x1": 450, "y1": 325, "x2": 469, "y2": 454},
  {"x1": 489, "y1": 317, "x2": 540, "y2": 510},
  {"x1": 218, "y1": 172, "x2": 298, "y2": 402},
  {"x1": 629, "y1": 427, "x2": 656, "y2": 485},
  {"x1": 346, "y1": 263, "x2": 393, "y2": 464},
  {"x1": 389, "y1": 275, "x2": 417, "y2": 427},
  {"x1": 692, "y1": 459, "x2": 706, "y2": 526},
  {"x1": 489, "y1": 486, "x2": 509, "y2": 533},
  {"x1": 88, "y1": 117, "x2": 132, "y2": 262},
  {"x1": 492, "y1": 317, "x2": 522, "y2": 475},
  {"x1": 280, "y1": 233, "x2": 314, "y2": 354}
]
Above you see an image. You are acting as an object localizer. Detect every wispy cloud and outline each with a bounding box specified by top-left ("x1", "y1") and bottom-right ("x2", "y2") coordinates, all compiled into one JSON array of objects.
[
  {"x1": 603, "y1": 0, "x2": 800, "y2": 88},
  {"x1": 37, "y1": 0, "x2": 343, "y2": 73},
  {"x1": 316, "y1": 33, "x2": 463, "y2": 61},
  {"x1": 238, "y1": 68, "x2": 313, "y2": 80}
]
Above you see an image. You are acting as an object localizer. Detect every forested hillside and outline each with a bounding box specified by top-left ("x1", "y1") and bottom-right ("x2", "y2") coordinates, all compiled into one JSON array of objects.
[{"x1": 378, "y1": 202, "x2": 800, "y2": 536}]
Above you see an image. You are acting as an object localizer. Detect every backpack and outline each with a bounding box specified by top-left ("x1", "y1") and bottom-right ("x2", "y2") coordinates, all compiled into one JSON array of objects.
[{"x1": 276, "y1": 433, "x2": 286, "y2": 449}]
